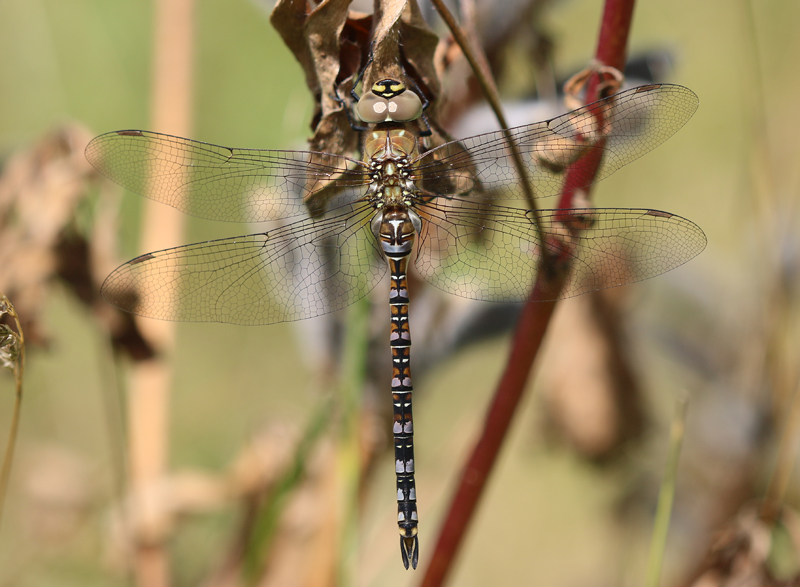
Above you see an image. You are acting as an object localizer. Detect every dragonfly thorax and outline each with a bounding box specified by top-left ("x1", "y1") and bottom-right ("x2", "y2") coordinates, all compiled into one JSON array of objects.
[
  {"x1": 368, "y1": 160, "x2": 416, "y2": 205},
  {"x1": 366, "y1": 127, "x2": 420, "y2": 207},
  {"x1": 364, "y1": 126, "x2": 418, "y2": 161}
]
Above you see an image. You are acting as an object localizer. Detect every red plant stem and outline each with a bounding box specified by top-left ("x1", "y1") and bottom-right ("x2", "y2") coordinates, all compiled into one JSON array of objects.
[
  {"x1": 557, "y1": 0, "x2": 635, "y2": 209},
  {"x1": 594, "y1": 0, "x2": 635, "y2": 73},
  {"x1": 419, "y1": 1, "x2": 636, "y2": 585},
  {"x1": 419, "y1": 280, "x2": 561, "y2": 587}
]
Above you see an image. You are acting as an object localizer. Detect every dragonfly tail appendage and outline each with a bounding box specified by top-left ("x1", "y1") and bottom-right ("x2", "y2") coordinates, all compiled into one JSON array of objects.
[{"x1": 401, "y1": 535, "x2": 420, "y2": 570}]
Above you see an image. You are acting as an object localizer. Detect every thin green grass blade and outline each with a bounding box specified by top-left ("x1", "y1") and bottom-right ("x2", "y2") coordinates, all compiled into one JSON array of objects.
[{"x1": 644, "y1": 395, "x2": 688, "y2": 587}]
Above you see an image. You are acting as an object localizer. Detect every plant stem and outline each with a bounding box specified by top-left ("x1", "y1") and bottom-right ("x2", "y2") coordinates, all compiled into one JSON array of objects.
[
  {"x1": 419, "y1": 288, "x2": 562, "y2": 587},
  {"x1": 420, "y1": 1, "x2": 637, "y2": 584},
  {"x1": 429, "y1": 0, "x2": 545, "y2": 241},
  {"x1": 338, "y1": 297, "x2": 371, "y2": 585},
  {"x1": 0, "y1": 296, "x2": 24, "y2": 531},
  {"x1": 129, "y1": 1, "x2": 195, "y2": 586},
  {"x1": 761, "y1": 376, "x2": 800, "y2": 524},
  {"x1": 645, "y1": 396, "x2": 688, "y2": 587}
]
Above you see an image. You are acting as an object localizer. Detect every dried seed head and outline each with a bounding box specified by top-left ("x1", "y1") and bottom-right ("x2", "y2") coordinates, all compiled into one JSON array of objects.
[{"x1": 0, "y1": 325, "x2": 21, "y2": 372}]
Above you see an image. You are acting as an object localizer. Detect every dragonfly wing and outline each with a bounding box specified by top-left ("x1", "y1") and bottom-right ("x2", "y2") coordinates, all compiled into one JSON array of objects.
[
  {"x1": 414, "y1": 199, "x2": 706, "y2": 302},
  {"x1": 412, "y1": 84, "x2": 699, "y2": 201},
  {"x1": 86, "y1": 130, "x2": 370, "y2": 222},
  {"x1": 101, "y1": 203, "x2": 386, "y2": 324}
]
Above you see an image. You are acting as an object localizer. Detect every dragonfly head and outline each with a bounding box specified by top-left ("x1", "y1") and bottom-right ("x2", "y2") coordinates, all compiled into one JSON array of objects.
[
  {"x1": 356, "y1": 78, "x2": 423, "y2": 124},
  {"x1": 372, "y1": 79, "x2": 407, "y2": 99}
]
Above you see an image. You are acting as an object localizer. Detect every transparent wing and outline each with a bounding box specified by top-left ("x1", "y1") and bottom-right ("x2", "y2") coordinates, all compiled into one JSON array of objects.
[
  {"x1": 412, "y1": 84, "x2": 698, "y2": 200},
  {"x1": 85, "y1": 130, "x2": 370, "y2": 222},
  {"x1": 414, "y1": 198, "x2": 706, "y2": 301},
  {"x1": 100, "y1": 203, "x2": 386, "y2": 325}
]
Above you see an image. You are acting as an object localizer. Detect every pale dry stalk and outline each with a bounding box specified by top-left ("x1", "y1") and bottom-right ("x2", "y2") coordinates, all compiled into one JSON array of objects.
[{"x1": 128, "y1": 1, "x2": 195, "y2": 585}]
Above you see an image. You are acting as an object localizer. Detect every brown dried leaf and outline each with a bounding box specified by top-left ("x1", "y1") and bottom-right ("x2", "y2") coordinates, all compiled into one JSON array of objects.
[
  {"x1": 305, "y1": 0, "x2": 354, "y2": 116},
  {"x1": 0, "y1": 124, "x2": 155, "y2": 359},
  {"x1": 362, "y1": 0, "x2": 440, "y2": 106},
  {"x1": 306, "y1": 100, "x2": 359, "y2": 161},
  {"x1": 0, "y1": 125, "x2": 95, "y2": 344},
  {"x1": 272, "y1": 0, "x2": 359, "y2": 161},
  {"x1": 364, "y1": 0, "x2": 407, "y2": 84},
  {"x1": 398, "y1": 0, "x2": 441, "y2": 96},
  {"x1": 271, "y1": 0, "x2": 354, "y2": 127},
  {"x1": 539, "y1": 287, "x2": 645, "y2": 461},
  {"x1": 273, "y1": 0, "x2": 446, "y2": 219},
  {"x1": 272, "y1": 0, "x2": 362, "y2": 213},
  {"x1": 689, "y1": 507, "x2": 784, "y2": 587}
]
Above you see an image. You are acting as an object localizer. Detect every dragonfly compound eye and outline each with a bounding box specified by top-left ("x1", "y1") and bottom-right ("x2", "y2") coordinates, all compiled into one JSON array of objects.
[
  {"x1": 388, "y1": 91, "x2": 423, "y2": 122},
  {"x1": 356, "y1": 90, "x2": 423, "y2": 123},
  {"x1": 357, "y1": 91, "x2": 391, "y2": 123},
  {"x1": 356, "y1": 79, "x2": 423, "y2": 123}
]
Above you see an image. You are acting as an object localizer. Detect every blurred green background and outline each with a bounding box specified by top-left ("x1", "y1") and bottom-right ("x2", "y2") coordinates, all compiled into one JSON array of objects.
[{"x1": 1, "y1": 0, "x2": 799, "y2": 586}]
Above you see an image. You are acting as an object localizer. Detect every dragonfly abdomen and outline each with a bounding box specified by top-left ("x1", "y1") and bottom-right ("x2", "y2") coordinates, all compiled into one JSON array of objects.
[
  {"x1": 375, "y1": 205, "x2": 421, "y2": 569},
  {"x1": 390, "y1": 262, "x2": 418, "y2": 570}
]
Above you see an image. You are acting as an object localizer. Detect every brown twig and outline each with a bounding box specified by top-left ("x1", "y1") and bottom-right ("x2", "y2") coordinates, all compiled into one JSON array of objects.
[
  {"x1": 420, "y1": 1, "x2": 636, "y2": 584},
  {"x1": 739, "y1": 0, "x2": 796, "y2": 526},
  {"x1": 738, "y1": 0, "x2": 800, "y2": 532},
  {"x1": 761, "y1": 376, "x2": 800, "y2": 523},
  {"x1": 430, "y1": 0, "x2": 546, "y2": 241}
]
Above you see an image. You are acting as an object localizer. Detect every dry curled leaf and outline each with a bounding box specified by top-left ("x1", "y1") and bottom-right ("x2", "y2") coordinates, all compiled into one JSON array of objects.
[
  {"x1": 271, "y1": 0, "x2": 447, "y2": 214},
  {"x1": 271, "y1": 0, "x2": 359, "y2": 155},
  {"x1": 0, "y1": 125, "x2": 95, "y2": 344},
  {"x1": 687, "y1": 506, "x2": 800, "y2": 587},
  {"x1": 539, "y1": 287, "x2": 645, "y2": 461},
  {"x1": 0, "y1": 324, "x2": 21, "y2": 372},
  {"x1": 0, "y1": 125, "x2": 154, "y2": 359}
]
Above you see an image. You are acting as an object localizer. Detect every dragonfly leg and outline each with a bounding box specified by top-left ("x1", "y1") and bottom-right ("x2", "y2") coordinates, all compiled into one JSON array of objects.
[
  {"x1": 350, "y1": 40, "x2": 376, "y2": 103},
  {"x1": 406, "y1": 78, "x2": 433, "y2": 137},
  {"x1": 332, "y1": 86, "x2": 370, "y2": 132}
]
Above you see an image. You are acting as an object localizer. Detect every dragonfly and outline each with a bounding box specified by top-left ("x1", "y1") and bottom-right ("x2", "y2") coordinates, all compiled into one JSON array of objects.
[{"x1": 86, "y1": 80, "x2": 705, "y2": 569}]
